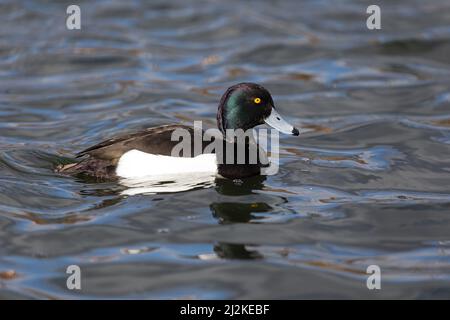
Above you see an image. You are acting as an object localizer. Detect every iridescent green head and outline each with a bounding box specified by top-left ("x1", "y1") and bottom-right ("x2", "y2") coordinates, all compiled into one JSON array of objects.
[{"x1": 217, "y1": 82, "x2": 299, "y2": 135}]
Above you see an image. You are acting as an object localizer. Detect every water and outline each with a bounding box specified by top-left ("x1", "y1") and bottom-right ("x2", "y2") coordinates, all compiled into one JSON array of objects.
[{"x1": 1, "y1": 0, "x2": 450, "y2": 299}]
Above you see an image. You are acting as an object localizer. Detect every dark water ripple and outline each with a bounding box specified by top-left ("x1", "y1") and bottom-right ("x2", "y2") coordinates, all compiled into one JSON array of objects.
[{"x1": 1, "y1": 0, "x2": 450, "y2": 299}]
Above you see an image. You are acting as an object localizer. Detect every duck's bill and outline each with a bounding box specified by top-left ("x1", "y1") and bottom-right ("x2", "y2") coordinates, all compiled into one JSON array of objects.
[{"x1": 264, "y1": 108, "x2": 300, "y2": 136}]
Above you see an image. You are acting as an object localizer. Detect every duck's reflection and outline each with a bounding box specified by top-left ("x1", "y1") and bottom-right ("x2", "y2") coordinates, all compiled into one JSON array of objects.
[
  {"x1": 77, "y1": 174, "x2": 275, "y2": 261},
  {"x1": 214, "y1": 175, "x2": 266, "y2": 196},
  {"x1": 209, "y1": 176, "x2": 268, "y2": 260},
  {"x1": 211, "y1": 175, "x2": 269, "y2": 223},
  {"x1": 210, "y1": 202, "x2": 271, "y2": 224},
  {"x1": 213, "y1": 243, "x2": 262, "y2": 260}
]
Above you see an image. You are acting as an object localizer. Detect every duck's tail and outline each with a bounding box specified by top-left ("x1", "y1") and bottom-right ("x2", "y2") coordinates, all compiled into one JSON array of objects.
[
  {"x1": 55, "y1": 158, "x2": 117, "y2": 180},
  {"x1": 55, "y1": 162, "x2": 79, "y2": 173}
]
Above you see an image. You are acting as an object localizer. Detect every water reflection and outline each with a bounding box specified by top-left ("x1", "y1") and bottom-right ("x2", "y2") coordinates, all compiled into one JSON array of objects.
[
  {"x1": 214, "y1": 175, "x2": 266, "y2": 196},
  {"x1": 211, "y1": 176, "x2": 267, "y2": 259},
  {"x1": 211, "y1": 202, "x2": 272, "y2": 224},
  {"x1": 211, "y1": 175, "x2": 268, "y2": 224},
  {"x1": 213, "y1": 243, "x2": 263, "y2": 260}
]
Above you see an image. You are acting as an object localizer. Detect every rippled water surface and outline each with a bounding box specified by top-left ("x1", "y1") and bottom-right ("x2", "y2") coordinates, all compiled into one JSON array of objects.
[{"x1": 1, "y1": 0, "x2": 450, "y2": 299}]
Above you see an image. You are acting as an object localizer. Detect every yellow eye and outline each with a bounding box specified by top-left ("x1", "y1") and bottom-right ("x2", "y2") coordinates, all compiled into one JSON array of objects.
[{"x1": 253, "y1": 97, "x2": 261, "y2": 104}]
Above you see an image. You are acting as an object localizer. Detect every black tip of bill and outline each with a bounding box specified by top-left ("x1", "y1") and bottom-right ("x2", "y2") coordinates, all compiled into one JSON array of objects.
[{"x1": 292, "y1": 127, "x2": 300, "y2": 136}]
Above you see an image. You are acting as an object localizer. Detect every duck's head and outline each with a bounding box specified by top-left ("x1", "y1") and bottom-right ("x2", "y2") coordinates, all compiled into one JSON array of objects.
[{"x1": 217, "y1": 82, "x2": 300, "y2": 136}]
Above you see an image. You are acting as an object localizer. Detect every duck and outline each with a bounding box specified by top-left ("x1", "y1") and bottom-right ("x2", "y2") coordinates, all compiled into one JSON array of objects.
[{"x1": 56, "y1": 82, "x2": 300, "y2": 181}]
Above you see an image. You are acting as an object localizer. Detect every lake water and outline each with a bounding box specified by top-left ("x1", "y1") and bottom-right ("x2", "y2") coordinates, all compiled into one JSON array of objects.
[{"x1": 1, "y1": 0, "x2": 450, "y2": 299}]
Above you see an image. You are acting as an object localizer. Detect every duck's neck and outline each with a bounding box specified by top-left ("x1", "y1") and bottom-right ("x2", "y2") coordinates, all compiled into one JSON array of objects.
[
  {"x1": 216, "y1": 131, "x2": 269, "y2": 179},
  {"x1": 217, "y1": 141, "x2": 263, "y2": 179}
]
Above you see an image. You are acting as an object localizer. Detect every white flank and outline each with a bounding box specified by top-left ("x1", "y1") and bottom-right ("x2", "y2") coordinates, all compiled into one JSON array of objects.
[{"x1": 116, "y1": 149, "x2": 217, "y2": 178}]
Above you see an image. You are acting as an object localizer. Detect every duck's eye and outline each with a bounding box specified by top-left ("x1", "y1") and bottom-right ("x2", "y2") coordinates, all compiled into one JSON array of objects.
[{"x1": 253, "y1": 97, "x2": 261, "y2": 104}]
